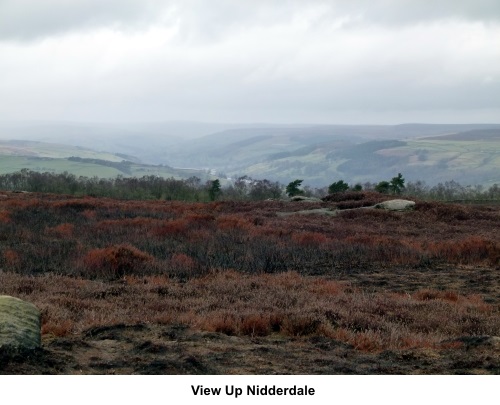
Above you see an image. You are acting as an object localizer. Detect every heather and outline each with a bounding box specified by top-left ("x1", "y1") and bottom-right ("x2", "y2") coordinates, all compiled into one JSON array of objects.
[{"x1": 1, "y1": 190, "x2": 499, "y2": 373}]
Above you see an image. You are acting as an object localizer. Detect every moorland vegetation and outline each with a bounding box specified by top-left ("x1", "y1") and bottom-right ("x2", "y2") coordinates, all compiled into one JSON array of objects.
[{"x1": 0, "y1": 170, "x2": 499, "y2": 373}]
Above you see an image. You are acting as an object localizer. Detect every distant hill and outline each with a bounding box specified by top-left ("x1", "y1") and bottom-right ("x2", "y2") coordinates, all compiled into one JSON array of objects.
[
  {"x1": 159, "y1": 124, "x2": 500, "y2": 186},
  {"x1": 1, "y1": 121, "x2": 499, "y2": 186},
  {"x1": 232, "y1": 135, "x2": 500, "y2": 187},
  {"x1": 421, "y1": 128, "x2": 500, "y2": 141},
  {"x1": 0, "y1": 140, "x2": 209, "y2": 180},
  {"x1": 0, "y1": 139, "x2": 125, "y2": 161}
]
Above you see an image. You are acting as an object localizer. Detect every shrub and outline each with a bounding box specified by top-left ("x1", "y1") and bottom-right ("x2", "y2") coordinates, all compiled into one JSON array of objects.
[
  {"x1": 169, "y1": 253, "x2": 197, "y2": 278},
  {"x1": 291, "y1": 231, "x2": 328, "y2": 247},
  {"x1": 47, "y1": 223, "x2": 74, "y2": 238},
  {"x1": 183, "y1": 213, "x2": 215, "y2": 227},
  {"x1": 281, "y1": 315, "x2": 321, "y2": 336},
  {"x1": 82, "y1": 244, "x2": 153, "y2": 279},
  {"x1": 216, "y1": 215, "x2": 253, "y2": 231},
  {"x1": 240, "y1": 313, "x2": 272, "y2": 336},
  {"x1": 2, "y1": 248, "x2": 21, "y2": 269},
  {"x1": 153, "y1": 219, "x2": 189, "y2": 238},
  {"x1": 203, "y1": 312, "x2": 239, "y2": 335}
]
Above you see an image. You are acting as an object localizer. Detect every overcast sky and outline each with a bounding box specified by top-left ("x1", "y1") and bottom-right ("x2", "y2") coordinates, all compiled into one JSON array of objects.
[{"x1": 1, "y1": 0, "x2": 499, "y2": 124}]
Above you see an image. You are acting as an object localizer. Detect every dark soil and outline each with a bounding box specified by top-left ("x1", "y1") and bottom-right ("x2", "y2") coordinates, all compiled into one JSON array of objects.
[{"x1": 1, "y1": 323, "x2": 499, "y2": 375}]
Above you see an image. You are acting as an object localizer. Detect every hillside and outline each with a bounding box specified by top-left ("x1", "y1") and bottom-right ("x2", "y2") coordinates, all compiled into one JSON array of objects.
[
  {"x1": 147, "y1": 124, "x2": 500, "y2": 186},
  {"x1": 0, "y1": 140, "x2": 126, "y2": 161},
  {"x1": 1, "y1": 122, "x2": 500, "y2": 187},
  {"x1": 213, "y1": 134, "x2": 500, "y2": 187},
  {"x1": 0, "y1": 140, "x2": 209, "y2": 180},
  {"x1": 0, "y1": 156, "x2": 210, "y2": 181}
]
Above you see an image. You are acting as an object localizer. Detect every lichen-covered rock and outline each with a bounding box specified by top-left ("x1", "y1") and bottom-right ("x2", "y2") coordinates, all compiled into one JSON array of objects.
[
  {"x1": 0, "y1": 295, "x2": 41, "y2": 350},
  {"x1": 375, "y1": 199, "x2": 416, "y2": 211}
]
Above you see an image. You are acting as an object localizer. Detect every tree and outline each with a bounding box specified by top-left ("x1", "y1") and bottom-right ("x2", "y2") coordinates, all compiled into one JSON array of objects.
[
  {"x1": 351, "y1": 183, "x2": 363, "y2": 192},
  {"x1": 328, "y1": 180, "x2": 349, "y2": 194},
  {"x1": 249, "y1": 179, "x2": 283, "y2": 200},
  {"x1": 405, "y1": 180, "x2": 428, "y2": 198},
  {"x1": 389, "y1": 173, "x2": 405, "y2": 194},
  {"x1": 286, "y1": 179, "x2": 304, "y2": 197},
  {"x1": 208, "y1": 179, "x2": 221, "y2": 201},
  {"x1": 375, "y1": 181, "x2": 390, "y2": 194}
]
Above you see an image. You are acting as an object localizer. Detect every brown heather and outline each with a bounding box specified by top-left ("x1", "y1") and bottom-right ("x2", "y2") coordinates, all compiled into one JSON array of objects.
[
  {"x1": 0, "y1": 270, "x2": 497, "y2": 352},
  {"x1": 0, "y1": 191, "x2": 499, "y2": 355}
]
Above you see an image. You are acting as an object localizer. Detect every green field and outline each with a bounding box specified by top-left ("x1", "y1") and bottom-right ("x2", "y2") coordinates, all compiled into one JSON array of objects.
[
  {"x1": 0, "y1": 156, "x2": 210, "y2": 181},
  {"x1": 0, "y1": 156, "x2": 121, "y2": 177},
  {"x1": 0, "y1": 140, "x2": 124, "y2": 161}
]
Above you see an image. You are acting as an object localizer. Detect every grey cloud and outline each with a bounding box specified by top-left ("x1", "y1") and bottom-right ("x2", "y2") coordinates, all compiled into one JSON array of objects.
[
  {"x1": 0, "y1": 0, "x2": 323, "y2": 42},
  {"x1": 0, "y1": 0, "x2": 171, "y2": 40},
  {"x1": 124, "y1": 0, "x2": 500, "y2": 47},
  {"x1": 1, "y1": 0, "x2": 499, "y2": 124},
  {"x1": 347, "y1": 0, "x2": 500, "y2": 25},
  {"x1": 2, "y1": 0, "x2": 499, "y2": 42}
]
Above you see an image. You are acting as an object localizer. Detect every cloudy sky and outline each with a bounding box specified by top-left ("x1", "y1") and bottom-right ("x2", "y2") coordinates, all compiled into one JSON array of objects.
[{"x1": 1, "y1": 0, "x2": 499, "y2": 124}]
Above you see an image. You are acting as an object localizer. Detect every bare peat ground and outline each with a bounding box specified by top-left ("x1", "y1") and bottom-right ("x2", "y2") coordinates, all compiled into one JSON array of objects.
[
  {"x1": 2, "y1": 323, "x2": 499, "y2": 375},
  {"x1": 0, "y1": 191, "x2": 499, "y2": 374}
]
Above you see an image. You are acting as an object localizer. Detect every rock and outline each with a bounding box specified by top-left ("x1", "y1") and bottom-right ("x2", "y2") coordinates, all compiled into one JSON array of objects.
[
  {"x1": 374, "y1": 199, "x2": 415, "y2": 211},
  {"x1": 289, "y1": 196, "x2": 322, "y2": 202},
  {"x1": 0, "y1": 295, "x2": 41, "y2": 351}
]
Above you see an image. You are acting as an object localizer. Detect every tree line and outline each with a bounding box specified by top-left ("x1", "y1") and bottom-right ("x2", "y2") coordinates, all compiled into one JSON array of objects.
[{"x1": 0, "y1": 169, "x2": 499, "y2": 202}]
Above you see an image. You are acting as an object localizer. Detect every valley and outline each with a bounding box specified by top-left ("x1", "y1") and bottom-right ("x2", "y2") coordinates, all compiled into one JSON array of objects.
[{"x1": 1, "y1": 122, "x2": 499, "y2": 187}]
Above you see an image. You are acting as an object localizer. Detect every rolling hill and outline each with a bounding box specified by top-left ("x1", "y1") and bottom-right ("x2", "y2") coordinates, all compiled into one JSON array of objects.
[
  {"x1": 159, "y1": 124, "x2": 500, "y2": 186},
  {"x1": 0, "y1": 140, "x2": 210, "y2": 181},
  {"x1": 1, "y1": 122, "x2": 499, "y2": 187}
]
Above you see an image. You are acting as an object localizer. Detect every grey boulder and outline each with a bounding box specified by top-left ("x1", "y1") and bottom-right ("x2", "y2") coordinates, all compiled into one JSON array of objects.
[
  {"x1": 0, "y1": 295, "x2": 41, "y2": 350},
  {"x1": 374, "y1": 199, "x2": 416, "y2": 211}
]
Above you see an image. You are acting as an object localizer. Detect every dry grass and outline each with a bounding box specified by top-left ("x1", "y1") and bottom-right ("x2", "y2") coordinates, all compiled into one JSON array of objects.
[{"x1": 0, "y1": 270, "x2": 498, "y2": 352}]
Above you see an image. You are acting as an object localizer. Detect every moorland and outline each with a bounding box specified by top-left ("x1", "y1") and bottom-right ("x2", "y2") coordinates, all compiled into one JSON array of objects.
[{"x1": 0, "y1": 188, "x2": 499, "y2": 374}]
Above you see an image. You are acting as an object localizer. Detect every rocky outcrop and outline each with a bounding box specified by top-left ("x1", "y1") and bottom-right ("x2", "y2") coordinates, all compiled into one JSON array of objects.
[
  {"x1": 0, "y1": 295, "x2": 41, "y2": 351},
  {"x1": 374, "y1": 199, "x2": 416, "y2": 211},
  {"x1": 277, "y1": 197, "x2": 416, "y2": 217}
]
